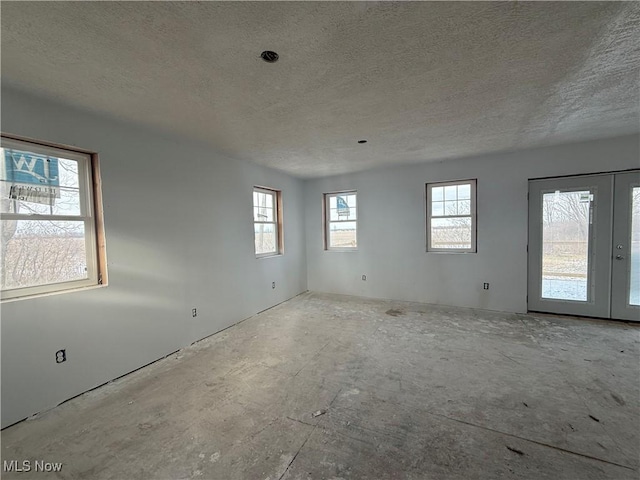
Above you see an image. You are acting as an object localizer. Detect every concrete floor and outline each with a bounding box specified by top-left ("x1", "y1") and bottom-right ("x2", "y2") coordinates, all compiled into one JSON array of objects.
[{"x1": 2, "y1": 292, "x2": 639, "y2": 480}]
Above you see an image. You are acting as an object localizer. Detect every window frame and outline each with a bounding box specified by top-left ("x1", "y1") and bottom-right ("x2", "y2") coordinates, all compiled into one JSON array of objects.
[
  {"x1": 426, "y1": 179, "x2": 477, "y2": 253},
  {"x1": 324, "y1": 190, "x2": 358, "y2": 251},
  {"x1": 253, "y1": 186, "x2": 283, "y2": 258},
  {"x1": 0, "y1": 134, "x2": 107, "y2": 301}
]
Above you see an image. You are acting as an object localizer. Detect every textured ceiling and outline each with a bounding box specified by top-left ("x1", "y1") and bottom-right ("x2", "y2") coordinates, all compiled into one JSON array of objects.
[{"x1": 2, "y1": 2, "x2": 639, "y2": 178}]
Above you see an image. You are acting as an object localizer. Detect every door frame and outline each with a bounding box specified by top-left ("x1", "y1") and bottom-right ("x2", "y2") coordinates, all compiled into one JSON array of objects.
[
  {"x1": 611, "y1": 171, "x2": 640, "y2": 321},
  {"x1": 528, "y1": 169, "x2": 640, "y2": 321},
  {"x1": 528, "y1": 174, "x2": 613, "y2": 318}
]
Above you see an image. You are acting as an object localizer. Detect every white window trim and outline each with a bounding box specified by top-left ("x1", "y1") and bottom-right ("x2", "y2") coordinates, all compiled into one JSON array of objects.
[
  {"x1": 324, "y1": 190, "x2": 358, "y2": 251},
  {"x1": 426, "y1": 179, "x2": 477, "y2": 253},
  {"x1": 1, "y1": 135, "x2": 106, "y2": 301},
  {"x1": 253, "y1": 186, "x2": 282, "y2": 258}
]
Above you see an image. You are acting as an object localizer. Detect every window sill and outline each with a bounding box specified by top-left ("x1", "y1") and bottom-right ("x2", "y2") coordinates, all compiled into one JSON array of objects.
[
  {"x1": 256, "y1": 253, "x2": 284, "y2": 260},
  {"x1": 427, "y1": 250, "x2": 477, "y2": 254},
  {"x1": 1, "y1": 283, "x2": 108, "y2": 303}
]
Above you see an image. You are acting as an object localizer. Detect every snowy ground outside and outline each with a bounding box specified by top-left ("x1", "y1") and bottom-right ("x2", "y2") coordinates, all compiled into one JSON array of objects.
[{"x1": 542, "y1": 259, "x2": 639, "y2": 306}]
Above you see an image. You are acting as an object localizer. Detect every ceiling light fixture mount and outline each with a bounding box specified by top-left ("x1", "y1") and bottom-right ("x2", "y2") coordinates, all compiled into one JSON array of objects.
[{"x1": 260, "y1": 51, "x2": 279, "y2": 63}]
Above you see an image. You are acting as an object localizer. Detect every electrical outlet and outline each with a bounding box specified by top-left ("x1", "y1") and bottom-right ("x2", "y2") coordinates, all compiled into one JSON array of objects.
[
  {"x1": 483, "y1": 283, "x2": 490, "y2": 290},
  {"x1": 192, "y1": 308, "x2": 197, "y2": 317},
  {"x1": 362, "y1": 275, "x2": 367, "y2": 281},
  {"x1": 272, "y1": 282, "x2": 276, "y2": 289},
  {"x1": 55, "y1": 349, "x2": 66, "y2": 364}
]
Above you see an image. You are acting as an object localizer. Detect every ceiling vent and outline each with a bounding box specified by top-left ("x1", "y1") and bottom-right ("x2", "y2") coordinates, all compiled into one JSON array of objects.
[{"x1": 260, "y1": 51, "x2": 279, "y2": 63}]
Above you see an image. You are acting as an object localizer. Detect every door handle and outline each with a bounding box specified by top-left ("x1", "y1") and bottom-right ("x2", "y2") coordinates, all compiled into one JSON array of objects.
[{"x1": 615, "y1": 254, "x2": 624, "y2": 260}]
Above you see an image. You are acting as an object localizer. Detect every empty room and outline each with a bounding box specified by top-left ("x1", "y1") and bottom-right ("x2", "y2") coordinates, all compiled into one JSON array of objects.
[{"x1": 1, "y1": 2, "x2": 639, "y2": 479}]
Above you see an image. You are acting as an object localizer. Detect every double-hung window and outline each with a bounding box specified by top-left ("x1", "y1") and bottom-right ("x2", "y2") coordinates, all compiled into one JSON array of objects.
[
  {"x1": 427, "y1": 179, "x2": 476, "y2": 252},
  {"x1": 253, "y1": 187, "x2": 282, "y2": 257},
  {"x1": 324, "y1": 191, "x2": 357, "y2": 250},
  {"x1": 0, "y1": 135, "x2": 106, "y2": 300}
]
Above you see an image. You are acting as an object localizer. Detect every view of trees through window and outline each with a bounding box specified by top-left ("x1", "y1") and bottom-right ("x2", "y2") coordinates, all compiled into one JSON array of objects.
[
  {"x1": 428, "y1": 181, "x2": 475, "y2": 252},
  {"x1": 540, "y1": 186, "x2": 640, "y2": 305},
  {"x1": 253, "y1": 188, "x2": 279, "y2": 256},
  {"x1": 1, "y1": 147, "x2": 89, "y2": 293},
  {"x1": 541, "y1": 190, "x2": 591, "y2": 301}
]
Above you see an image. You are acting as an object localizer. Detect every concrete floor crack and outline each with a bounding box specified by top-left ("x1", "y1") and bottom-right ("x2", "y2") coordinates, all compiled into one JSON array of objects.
[
  {"x1": 328, "y1": 387, "x2": 344, "y2": 408},
  {"x1": 293, "y1": 341, "x2": 331, "y2": 378},
  {"x1": 277, "y1": 423, "x2": 317, "y2": 480},
  {"x1": 426, "y1": 410, "x2": 637, "y2": 471},
  {"x1": 497, "y1": 350, "x2": 521, "y2": 364},
  {"x1": 285, "y1": 416, "x2": 315, "y2": 427}
]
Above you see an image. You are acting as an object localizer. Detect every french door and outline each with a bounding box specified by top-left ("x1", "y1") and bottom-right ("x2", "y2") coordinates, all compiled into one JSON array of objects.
[{"x1": 528, "y1": 171, "x2": 639, "y2": 321}]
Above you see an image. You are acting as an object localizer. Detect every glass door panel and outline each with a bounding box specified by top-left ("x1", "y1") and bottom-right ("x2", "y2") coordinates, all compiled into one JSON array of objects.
[
  {"x1": 631, "y1": 187, "x2": 640, "y2": 307},
  {"x1": 611, "y1": 172, "x2": 640, "y2": 321},
  {"x1": 541, "y1": 190, "x2": 591, "y2": 302},
  {"x1": 528, "y1": 175, "x2": 612, "y2": 318}
]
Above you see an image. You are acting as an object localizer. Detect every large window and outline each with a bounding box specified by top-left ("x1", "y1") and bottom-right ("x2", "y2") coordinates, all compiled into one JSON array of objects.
[
  {"x1": 427, "y1": 179, "x2": 476, "y2": 252},
  {"x1": 324, "y1": 191, "x2": 357, "y2": 250},
  {"x1": 253, "y1": 187, "x2": 282, "y2": 257},
  {"x1": 1, "y1": 136, "x2": 106, "y2": 300}
]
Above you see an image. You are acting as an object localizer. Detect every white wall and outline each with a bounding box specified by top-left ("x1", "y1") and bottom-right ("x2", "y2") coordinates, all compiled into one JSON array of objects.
[
  {"x1": 305, "y1": 135, "x2": 639, "y2": 313},
  {"x1": 0, "y1": 87, "x2": 307, "y2": 428}
]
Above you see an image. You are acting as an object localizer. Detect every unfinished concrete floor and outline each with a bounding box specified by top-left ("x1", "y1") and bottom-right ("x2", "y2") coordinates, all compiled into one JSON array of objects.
[{"x1": 2, "y1": 292, "x2": 639, "y2": 480}]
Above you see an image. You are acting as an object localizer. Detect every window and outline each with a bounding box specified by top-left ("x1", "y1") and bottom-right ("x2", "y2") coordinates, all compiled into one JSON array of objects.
[
  {"x1": 253, "y1": 187, "x2": 282, "y2": 257},
  {"x1": 1, "y1": 135, "x2": 106, "y2": 300},
  {"x1": 427, "y1": 179, "x2": 476, "y2": 252},
  {"x1": 324, "y1": 191, "x2": 357, "y2": 250}
]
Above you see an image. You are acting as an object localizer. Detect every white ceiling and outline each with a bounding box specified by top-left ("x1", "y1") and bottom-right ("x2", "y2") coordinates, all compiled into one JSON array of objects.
[{"x1": 2, "y1": 2, "x2": 639, "y2": 178}]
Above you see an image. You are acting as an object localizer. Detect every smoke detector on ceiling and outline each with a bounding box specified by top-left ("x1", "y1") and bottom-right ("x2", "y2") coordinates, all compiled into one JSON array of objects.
[{"x1": 260, "y1": 51, "x2": 279, "y2": 63}]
